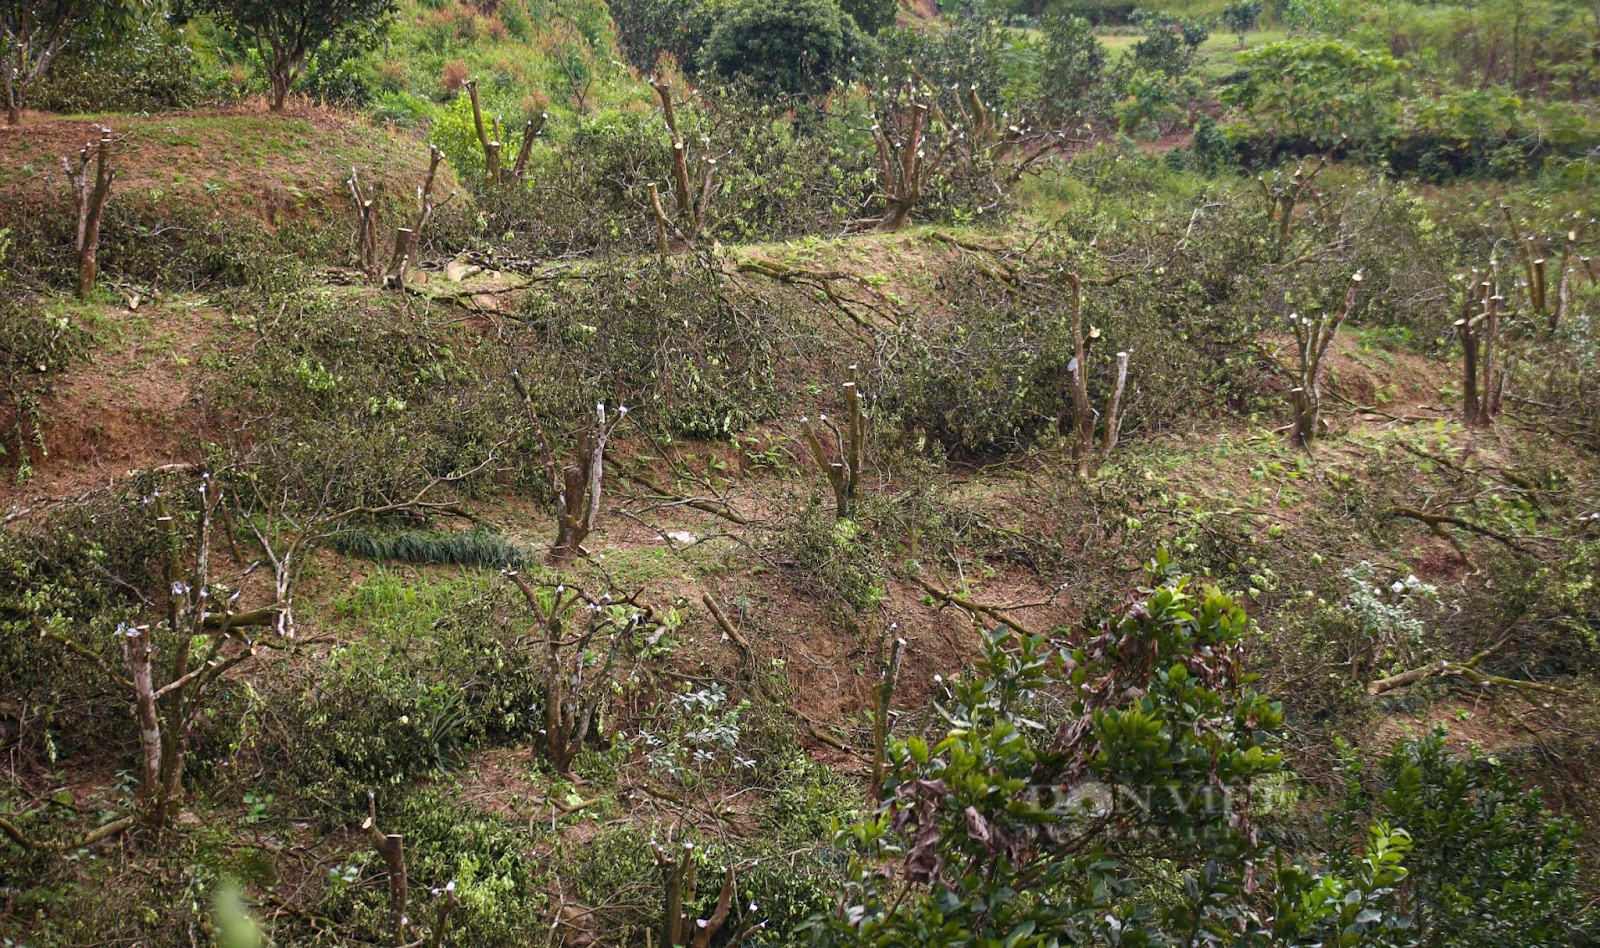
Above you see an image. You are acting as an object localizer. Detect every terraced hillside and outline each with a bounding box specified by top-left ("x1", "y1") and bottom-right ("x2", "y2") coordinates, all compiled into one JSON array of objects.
[{"x1": 3, "y1": 0, "x2": 1599, "y2": 944}]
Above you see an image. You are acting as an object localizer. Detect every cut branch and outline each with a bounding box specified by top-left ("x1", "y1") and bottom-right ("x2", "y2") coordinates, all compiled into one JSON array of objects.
[
  {"x1": 347, "y1": 166, "x2": 381, "y2": 279},
  {"x1": 911, "y1": 574, "x2": 1038, "y2": 638},
  {"x1": 0, "y1": 814, "x2": 137, "y2": 852}
]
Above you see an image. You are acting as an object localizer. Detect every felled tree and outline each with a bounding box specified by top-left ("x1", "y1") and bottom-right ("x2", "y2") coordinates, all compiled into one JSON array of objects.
[
  {"x1": 1062, "y1": 273, "x2": 1130, "y2": 474},
  {"x1": 867, "y1": 80, "x2": 954, "y2": 232},
  {"x1": 1287, "y1": 271, "x2": 1363, "y2": 447},
  {"x1": 548, "y1": 402, "x2": 624, "y2": 564},
  {"x1": 195, "y1": 0, "x2": 395, "y2": 113},
  {"x1": 647, "y1": 76, "x2": 718, "y2": 247},
  {"x1": 1498, "y1": 205, "x2": 1595, "y2": 331},
  {"x1": 345, "y1": 165, "x2": 380, "y2": 279},
  {"x1": 384, "y1": 145, "x2": 456, "y2": 289},
  {"x1": 1, "y1": 0, "x2": 124, "y2": 125},
  {"x1": 506, "y1": 572, "x2": 659, "y2": 773},
  {"x1": 61, "y1": 126, "x2": 114, "y2": 299},
  {"x1": 800, "y1": 372, "x2": 867, "y2": 519},
  {"x1": 650, "y1": 841, "x2": 760, "y2": 946},
  {"x1": 465, "y1": 78, "x2": 547, "y2": 186},
  {"x1": 1456, "y1": 265, "x2": 1509, "y2": 429}
]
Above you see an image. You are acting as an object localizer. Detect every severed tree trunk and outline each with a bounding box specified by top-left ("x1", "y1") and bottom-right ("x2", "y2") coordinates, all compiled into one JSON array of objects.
[
  {"x1": 509, "y1": 112, "x2": 548, "y2": 181},
  {"x1": 1062, "y1": 273, "x2": 1132, "y2": 474},
  {"x1": 550, "y1": 403, "x2": 621, "y2": 564},
  {"x1": 347, "y1": 166, "x2": 381, "y2": 280},
  {"x1": 1457, "y1": 264, "x2": 1512, "y2": 428},
  {"x1": 465, "y1": 77, "x2": 547, "y2": 185},
  {"x1": 870, "y1": 91, "x2": 935, "y2": 232},
  {"x1": 465, "y1": 79, "x2": 503, "y2": 182},
  {"x1": 1101, "y1": 351, "x2": 1130, "y2": 458},
  {"x1": 364, "y1": 793, "x2": 410, "y2": 947},
  {"x1": 1458, "y1": 275, "x2": 1484, "y2": 428},
  {"x1": 647, "y1": 76, "x2": 716, "y2": 245},
  {"x1": 1288, "y1": 272, "x2": 1363, "y2": 447},
  {"x1": 800, "y1": 373, "x2": 867, "y2": 519},
  {"x1": 651, "y1": 842, "x2": 748, "y2": 947},
  {"x1": 870, "y1": 637, "x2": 905, "y2": 790},
  {"x1": 120, "y1": 626, "x2": 164, "y2": 820},
  {"x1": 1257, "y1": 155, "x2": 1330, "y2": 262},
  {"x1": 62, "y1": 127, "x2": 115, "y2": 300},
  {"x1": 384, "y1": 145, "x2": 456, "y2": 289}
]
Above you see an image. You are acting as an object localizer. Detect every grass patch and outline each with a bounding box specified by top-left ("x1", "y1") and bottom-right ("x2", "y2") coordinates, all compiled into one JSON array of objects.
[{"x1": 332, "y1": 527, "x2": 533, "y2": 570}]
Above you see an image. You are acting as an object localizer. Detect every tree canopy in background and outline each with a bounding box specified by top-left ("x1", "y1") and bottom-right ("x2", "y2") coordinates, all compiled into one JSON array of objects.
[
  {"x1": 701, "y1": 0, "x2": 869, "y2": 98},
  {"x1": 1, "y1": 0, "x2": 132, "y2": 123},
  {"x1": 189, "y1": 0, "x2": 395, "y2": 111}
]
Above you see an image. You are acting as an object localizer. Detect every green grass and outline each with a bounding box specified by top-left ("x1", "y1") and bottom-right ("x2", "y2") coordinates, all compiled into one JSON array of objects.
[
  {"x1": 361, "y1": 0, "x2": 647, "y2": 139},
  {"x1": 0, "y1": 113, "x2": 434, "y2": 209},
  {"x1": 332, "y1": 527, "x2": 534, "y2": 570}
]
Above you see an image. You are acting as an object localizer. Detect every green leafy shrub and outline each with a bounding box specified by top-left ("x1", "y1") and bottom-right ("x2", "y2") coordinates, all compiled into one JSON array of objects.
[
  {"x1": 1123, "y1": 10, "x2": 1209, "y2": 78},
  {"x1": 1114, "y1": 66, "x2": 1203, "y2": 138},
  {"x1": 816, "y1": 560, "x2": 1421, "y2": 944},
  {"x1": 1352, "y1": 730, "x2": 1596, "y2": 946},
  {"x1": 314, "y1": 787, "x2": 547, "y2": 945},
  {"x1": 512, "y1": 257, "x2": 812, "y2": 440},
  {"x1": 606, "y1": 0, "x2": 719, "y2": 71},
  {"x1": 1393, "y1": 89, "x2": 1530, "y2": 180},
  {"x1": 31, "y1": 14, "x2": 239, "y2": 113},
  {"x1": 1281, "y1": 0, "x2": 1359, "y2": 36},
  {"x1": 839, "y1": 0, "x2": 897, "y2": 34},
  {"x1": 1039, "y1": 12, "x2": 1108, "y2": 124},
  {"x1": 702, "y1": 0, "x2": 871, "y2": 99},
  {"x1": 819, "y1": 563, "x2": 1292, "y2": 941},
  {"x1": 256, "y1": 575, "x2": 543, "y2": 808},
  {"x1": 1220, "y1": 0, "x2": 1263, "y2": 48},
  {"x1": 1224, "y1": 38, "x2": 1407, "y2": 154},
  {"x1": 1047, "y1": 0, "x2": 1139, "y2": 27}
]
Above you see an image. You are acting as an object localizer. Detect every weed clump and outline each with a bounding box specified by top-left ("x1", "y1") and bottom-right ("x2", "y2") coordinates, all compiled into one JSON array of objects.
[{"x1": 331, "y1": 528, "x2": 533, "y2": 569}]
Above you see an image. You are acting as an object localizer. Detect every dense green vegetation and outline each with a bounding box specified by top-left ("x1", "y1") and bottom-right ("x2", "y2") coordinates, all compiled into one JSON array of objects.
[{"x1": 3, "y1": 0, "x2": 1600, "y2": 944}]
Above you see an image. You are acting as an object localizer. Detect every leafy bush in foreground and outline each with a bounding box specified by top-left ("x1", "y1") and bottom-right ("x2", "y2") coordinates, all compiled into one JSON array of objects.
[
  {"x1": 816, "y1": 559, "x2": 1419, "y2": 944},
  {"x1": 1352, "y1": 730, "x2": 1595, "y2": 947}
]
